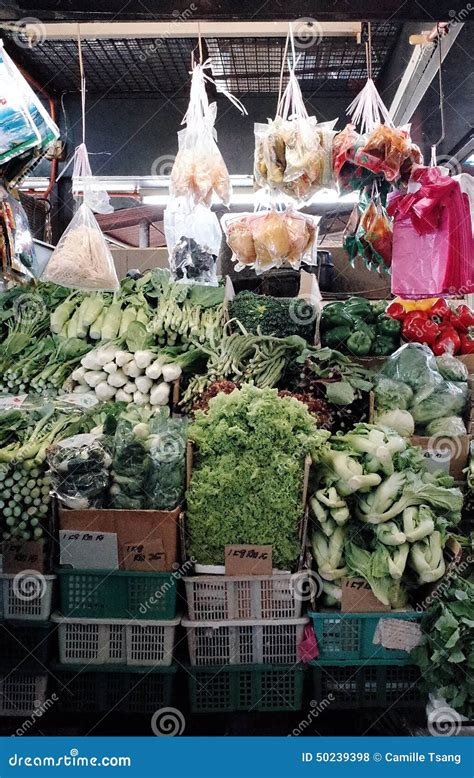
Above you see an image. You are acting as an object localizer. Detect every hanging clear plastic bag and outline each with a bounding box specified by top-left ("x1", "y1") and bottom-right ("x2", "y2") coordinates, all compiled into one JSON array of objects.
[
  {"x1": 253, "y1": 55, "x2": 337, "y2": 202},
  {"x1": 170, "y1": 62, "x2": 239, "y2": 207},
  {"x1": 8, "y1": 193, "x2": 44, "y2": 278},
  {"x1": 164, "y1": 197, "x2": 220, "y2": 285},
  {"x1": 222, "y1": 208, "x2": 319, "y2": 274},
  {"x1": 335, "y1": 79, "x2": 422, "y2": 192},
  {"x1": 41, "y1": 202, "x2": 119, "y2": 291},
  {"x1": 72, "y1": 143, "x2": 113, "y2": 215}
]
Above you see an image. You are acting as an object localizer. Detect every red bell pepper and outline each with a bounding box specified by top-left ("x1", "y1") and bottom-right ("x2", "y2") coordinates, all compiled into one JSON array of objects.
[
  {"x1": 402, "y1": 312, "x2": 440, "y2": 345},
  {"x1": 386, "y1": 302, "x2": 406, "y2": 321},
  {"x1": 460, "y1": 329, "x2": 474, "y2": 354},
  {"x1": 428, "y1": 298, "x2": 450, "y2": 322},
  {"x1": 449, "y1": 304, "x2": 474, "y2": 332},
  {"x1": 432, "y1": 325, "x2": 462, "y2": 356}
]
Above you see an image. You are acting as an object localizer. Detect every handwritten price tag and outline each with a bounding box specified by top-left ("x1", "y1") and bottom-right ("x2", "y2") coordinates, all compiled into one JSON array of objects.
[
  {"x1": 59, "y1": 530, "x2": 118, "y2": 569},
  {"x1": 121, "y1": 539, "x2": 166, "y2": 571},
  {"x1": 225, "y1": 545, "x2": 272, "y2": 576}
]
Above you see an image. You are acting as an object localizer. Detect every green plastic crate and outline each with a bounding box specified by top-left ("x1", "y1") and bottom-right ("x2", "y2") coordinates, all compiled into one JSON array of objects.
[
  {"x1": 308, "y1": 610, "x2": 421, "y2": 661},
  {"x1": 311, "y1": 660, "x2": 423, "y2": 709},
  {"x1": 57, "y1": 569, "x2": 177, "y2": 620},
  {"x1": 53, "y1": 663, "x2": 177, "y2": 714},
  {"x1": 188, "y1": 664, "x2": 305, "y2": 713}
]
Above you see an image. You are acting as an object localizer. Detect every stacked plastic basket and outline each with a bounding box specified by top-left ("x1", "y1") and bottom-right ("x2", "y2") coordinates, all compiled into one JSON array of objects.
[
  {"x1": 308, "y1": 610, "x2": 423, "y2": 709},
  {"x1": 0, "y1": 572, "x2": 55, "y2": 716},
  {"x1": 53, "y1": 568, "x2": 180, "y2": 714},
  {"x1": 182, "y1": 572, "x2": 309, "y2": 713}
]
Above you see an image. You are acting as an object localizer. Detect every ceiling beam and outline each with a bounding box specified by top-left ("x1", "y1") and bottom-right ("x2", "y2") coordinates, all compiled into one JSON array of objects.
[
  {"x1": 389, "y1": 23, "x2": 465, "y2": 125},
  {"x1": 1, "y1": 21, "x2": 362, "y2": 41}
]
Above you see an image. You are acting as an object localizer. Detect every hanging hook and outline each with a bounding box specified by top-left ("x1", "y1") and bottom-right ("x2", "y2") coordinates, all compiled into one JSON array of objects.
[{"x1": 431, "y1": 22, "x2": 446, "y2": 165}]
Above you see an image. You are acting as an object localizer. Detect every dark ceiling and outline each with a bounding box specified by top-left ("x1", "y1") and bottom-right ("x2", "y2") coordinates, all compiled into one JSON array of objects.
[
  {"x1": 3, "y1": 23, "x2": 400, "y2": 97},
  {"x1": 0, "y1": 1, "x2": 471, "y2": 22}
]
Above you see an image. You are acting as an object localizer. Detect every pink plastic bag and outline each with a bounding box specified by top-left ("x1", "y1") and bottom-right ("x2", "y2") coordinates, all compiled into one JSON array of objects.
[
  {"x1": 388, "y1": 168, "x2": 474, "y2": 298},
  {"x1": 298, "y1": 622, "x2": 319, "y2": 662}
]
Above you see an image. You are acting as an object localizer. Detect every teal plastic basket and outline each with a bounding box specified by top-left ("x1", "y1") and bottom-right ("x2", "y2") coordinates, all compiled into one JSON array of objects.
[
  {"x1": 57, "y1": 569, "x2": 177, "y2": 620},
  {"x1": 308, "y1": 610, "x2": 421, "y2": 661},
  {"x1": 188, "y1": 664, "x2": 305, "y2": 713},
  {"x1": 311, "y1": 659, "x2": 423, "y2": 709},
  {"x1": 54, "y1": 663, "x2": 177, "y2": 714}
]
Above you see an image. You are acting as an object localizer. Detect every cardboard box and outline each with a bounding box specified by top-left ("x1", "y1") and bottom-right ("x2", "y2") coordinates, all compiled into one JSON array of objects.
[
  {"x1": 2, "y1": 540, "x2": 46, "y2": 574},
  {"x1": 411, "y1": 434, "x2": 470, "y2": 481},
  {"x1": 58, "y1": 506, "x2": 181, "y2": 572},
  {"x1": 458, "y1": 354, "x2": 474, "y2": 375},
  {"x1": 341, "y1": 577, "x2": 391, "y2": 613},
  {"x1": 224, "y1": 270, "x2": 322, "y2": 346}
]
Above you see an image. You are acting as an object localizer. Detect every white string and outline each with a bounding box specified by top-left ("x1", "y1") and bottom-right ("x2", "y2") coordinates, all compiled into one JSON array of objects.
[
  {"x1": 181, "y1": 59, "x2": 247, "y2": 128},
  {"x1": 430, "y1": 144, "x2": 437, "y2": 167},
  {"x1": 346, "y1": 78, "x2": 394, "y2": 134}
]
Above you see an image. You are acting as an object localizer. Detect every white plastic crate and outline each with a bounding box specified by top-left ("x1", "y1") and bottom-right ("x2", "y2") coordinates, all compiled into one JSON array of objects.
[
  {"x1": 0, "y1": 574, "x2": 55, "y2": 621},
  {"x1": 52, "y1": 614, "x2": 180, "y2": 667},
  {"x1": 0, "y1": 674, "x2": 48, "y2": 717},
  {"x1": 183, "y1": 572, "x2": 307, "y2": 621},
  {"x1": 182, "y1": 616, "x2": 308, "y2": 666}
]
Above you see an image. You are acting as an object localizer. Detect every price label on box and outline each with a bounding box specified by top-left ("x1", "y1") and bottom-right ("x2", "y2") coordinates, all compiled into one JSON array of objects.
[
  {"x1": 121, "y1": 539, "x2": 166, "y2": 571},
  {"x1": 59, "y1": 530, "x2": 118, "y2": 569},
  {"x1": 224, "y1": 545, "x2": 272, "y2": 576},
  {"x1": 3, "y1": 540, "x2": 45, "y2": 574},
  {"x1": 422, "y1": 447, "x2": 451, "y2": 474}
]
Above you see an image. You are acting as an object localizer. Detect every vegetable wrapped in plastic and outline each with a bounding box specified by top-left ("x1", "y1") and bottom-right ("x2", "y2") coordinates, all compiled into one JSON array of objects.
[
  {"x1": 147, "y1": 417, "x2": 188, "y2": 510},
  {"x1": 47, "y1": 433, "x2": 111, "y2": 510},
  {"x1": 164, "y1": 199, "x2": 220, "y2": 285}
]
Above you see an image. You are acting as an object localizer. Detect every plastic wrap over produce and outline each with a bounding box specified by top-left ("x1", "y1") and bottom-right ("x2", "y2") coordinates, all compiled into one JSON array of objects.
[
  {"x1": 222, "y1": 209, "x2": 319, "y2": 274},
  {"x1": 373, "y1": 343, "x2": 468, "y2": 436},
  {"x1": 47, "y1": 433, "x2": 111, "y2": 510},
  {"x1": 41, "y1": 203, "x2": 119, "y2": 292},
  {"x1": 164, "y1": 198, "x2": 220, "y2": 285}
]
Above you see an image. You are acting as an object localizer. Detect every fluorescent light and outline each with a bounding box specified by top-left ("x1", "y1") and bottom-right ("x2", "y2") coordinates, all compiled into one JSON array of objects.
[{"x1": 465, "y1": 153, "x2": 474, "y2": 166}]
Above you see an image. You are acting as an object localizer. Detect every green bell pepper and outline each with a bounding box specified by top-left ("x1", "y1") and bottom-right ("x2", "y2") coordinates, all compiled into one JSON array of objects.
[
  {"x1": 320, "y1": 303, "x2": 354, "y2": 330},
  {"x1": 377, "y1": 315, "x2": 402, "y2": 337},
  {"x1": 344, "y1": 297, "x2": 374, "y2": 322},
  {"x1": 372, "y1": 335, "x2": 398, "y2": 355},
  {"x1": 322, "y1": 326, "x2": 352, "y2": 349},
  {"x1": 346, "y1": 331, "x2": 372, "y2": 356},
  {"x1": 353, "y1": 319, "x2": 375, "y2": 340},
  {"x1": 372, "y1": 300, "x2": 388, "y2": 318}
]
